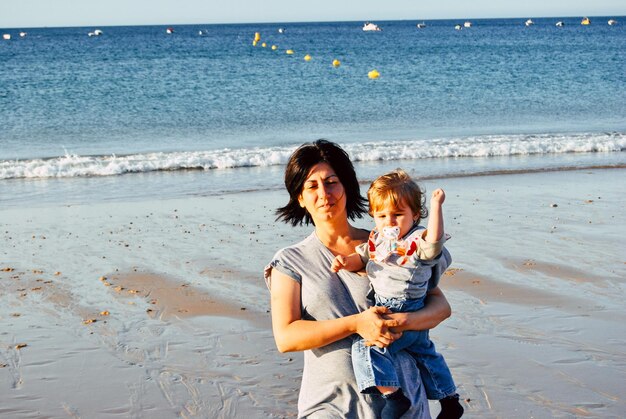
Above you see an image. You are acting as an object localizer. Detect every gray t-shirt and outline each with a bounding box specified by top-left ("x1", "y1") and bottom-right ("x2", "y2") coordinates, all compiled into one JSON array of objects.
[{"x1": 265, "y1": 231, "x2": 446, "y2": 418}]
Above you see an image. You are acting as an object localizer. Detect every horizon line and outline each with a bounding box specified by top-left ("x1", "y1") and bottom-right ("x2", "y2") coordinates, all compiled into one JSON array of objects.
[{"x1": 1, "y1": 14, "x2": 624, "y2": 30}]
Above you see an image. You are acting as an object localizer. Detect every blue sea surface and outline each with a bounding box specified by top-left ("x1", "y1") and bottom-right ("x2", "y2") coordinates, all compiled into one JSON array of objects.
[{"x1": 1, "y1": 18, "x2": 625, "y2": 206}]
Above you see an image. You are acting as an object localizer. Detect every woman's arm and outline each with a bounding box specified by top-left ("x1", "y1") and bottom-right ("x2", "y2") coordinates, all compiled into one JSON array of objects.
[
  {"x1": 270, "y1": 269, "x2": 401, "y2": 352},
  {"x1": 387, "y1": 286, "x2": 451, "y2": 333}
]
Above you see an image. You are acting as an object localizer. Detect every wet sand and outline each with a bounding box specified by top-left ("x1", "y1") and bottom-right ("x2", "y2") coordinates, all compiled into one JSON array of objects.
[{"x1": 1, "y1": 168, "x2": 625, "y2": 418}]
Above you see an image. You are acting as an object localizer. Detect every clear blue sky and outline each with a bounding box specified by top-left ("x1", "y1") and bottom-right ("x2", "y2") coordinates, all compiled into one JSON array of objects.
[{"x1": 1, "y1": 0, "x2": 624, "y2": 29}]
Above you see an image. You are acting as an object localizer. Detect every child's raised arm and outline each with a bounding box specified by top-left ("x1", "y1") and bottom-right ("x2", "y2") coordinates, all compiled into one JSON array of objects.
[
  {"x1": 425, "y1": 188, "x2": 445, "y2": 243},
  {"x1": 331, "y1": 253, "x2": 365, "y2": 273}
]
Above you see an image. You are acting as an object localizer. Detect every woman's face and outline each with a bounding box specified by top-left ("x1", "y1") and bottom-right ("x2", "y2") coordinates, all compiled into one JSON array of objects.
[{"x1": 298, "y1": 162, "x2": 347, "y2": 224}]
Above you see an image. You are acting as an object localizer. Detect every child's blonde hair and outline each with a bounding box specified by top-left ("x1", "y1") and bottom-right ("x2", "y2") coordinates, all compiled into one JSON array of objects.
[{"x1": 367, "y1": 169, "x2": 428, "y2": 223}]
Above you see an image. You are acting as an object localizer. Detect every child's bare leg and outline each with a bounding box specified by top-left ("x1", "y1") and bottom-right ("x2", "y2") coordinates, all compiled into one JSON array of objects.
[{"x1": 377, "y1": 385, "x2": 398, "y2": 395}]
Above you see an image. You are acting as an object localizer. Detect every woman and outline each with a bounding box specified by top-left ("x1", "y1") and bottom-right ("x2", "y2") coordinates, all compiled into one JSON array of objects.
[{"x1": 265, "y1": 140, "x2": 452, "y2": 418}]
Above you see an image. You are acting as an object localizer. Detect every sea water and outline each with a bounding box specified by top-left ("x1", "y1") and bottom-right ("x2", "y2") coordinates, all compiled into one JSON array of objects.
[{"x1": 1, "y1": 18, "x2": 624, "y2": 207}]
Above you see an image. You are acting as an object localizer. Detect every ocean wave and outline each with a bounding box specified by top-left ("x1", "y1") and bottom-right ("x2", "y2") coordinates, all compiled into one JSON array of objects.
[{"x1": 1, "y1": 132, "x2": 624, "y2": 180}]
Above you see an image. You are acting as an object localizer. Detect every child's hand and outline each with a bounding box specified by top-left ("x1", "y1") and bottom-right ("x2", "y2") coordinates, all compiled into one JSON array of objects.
[
  {"x1": 331, "y1": 255, "x2": 348, "y2": 272},
  {"x1": 332, "y1": 253, "x2": 365, "y2": 273},
  {"x1": 431, "y1": 188, "x2": 445, "y2": 206}
]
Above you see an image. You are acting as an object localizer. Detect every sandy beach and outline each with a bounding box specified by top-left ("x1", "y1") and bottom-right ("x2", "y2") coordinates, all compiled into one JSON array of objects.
[{"x1": 1, "y1": 167, "x2": 625, "y2": 418}]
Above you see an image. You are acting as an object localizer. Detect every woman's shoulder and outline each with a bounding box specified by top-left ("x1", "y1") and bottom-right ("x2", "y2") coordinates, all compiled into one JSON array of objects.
[
  {"x1": 264, "y1": 232, "x2": 322, "y2": 286},
  {"x1": 272, "y1": 231, "x2": 320, "y2": 259}
]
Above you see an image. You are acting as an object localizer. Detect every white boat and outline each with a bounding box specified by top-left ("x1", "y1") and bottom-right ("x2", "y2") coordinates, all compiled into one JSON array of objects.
[
  {"x1": 88, "y1": 29, "x2": 103, "y2": 37},
  {"x1": 608, "y1": 19, "x2": 617, "y2": 26},
  {"x1": 19, "y1": 32, "x2": 27, "y2": 37},
  {"x1": 525, "y1": 19, "x2": 534, "y2": 26},
  {"x1": 2, "y1": 34, "x2": 10, "y2": 40},
  {"x1": 278, "y1": 28, "x2": 285, "y2": 33},
  {"x1": 362, "y1": 22, "x2": 382, "y2": 32},
  {"x1": 166, "y1": 27, "x2": 174, "y2": 34},
  {"x1": 454, "y1": 24, "x2": 462, "y2": 30},
  {"x1": 416, "y1": 22, "x2": 426, "y2": 29},
  {"x1": 464, "y1": 21, "x2": 472, "y2": 28},
  {"x1": 555, "y1": 21, "x2": 564, "y2": 27}
]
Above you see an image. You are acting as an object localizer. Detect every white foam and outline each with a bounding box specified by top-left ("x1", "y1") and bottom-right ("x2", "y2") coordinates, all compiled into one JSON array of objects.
[
  {"x1": 1, "y1": 132, "x2": 624, "y2": 180},
  {"x1": 346, "y1": 132, "x2": 626, "y2": 162}
]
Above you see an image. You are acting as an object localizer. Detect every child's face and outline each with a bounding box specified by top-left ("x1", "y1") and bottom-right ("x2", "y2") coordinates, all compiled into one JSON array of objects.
[{"x1": 372, "y1": 199, "x2": 417, "y2": 238}]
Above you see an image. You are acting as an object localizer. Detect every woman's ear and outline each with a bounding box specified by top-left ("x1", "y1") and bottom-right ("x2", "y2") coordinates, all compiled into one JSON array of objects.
[{"x1": 298, "y1": 194, "x2": 305, "y2": 208}]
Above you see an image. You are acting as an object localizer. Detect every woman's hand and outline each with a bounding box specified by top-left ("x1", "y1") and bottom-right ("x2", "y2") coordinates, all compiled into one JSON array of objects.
[
  {"x1": 386, "y1": 287, "x2": 451, "y2": 334},
  {"x1": 356, "y1": 306, "x2": 402, "y2": 348}
]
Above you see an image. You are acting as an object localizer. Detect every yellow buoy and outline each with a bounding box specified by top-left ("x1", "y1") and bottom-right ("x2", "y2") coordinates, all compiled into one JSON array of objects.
[
  {"x1": 368, "y1": 69, "x2": 380, "y2": 79},
  {"x1": 254, "y1": 32, "x2": 261, "y2": 42},
  {"x1": 252, "y1": 40, "x2": 257, "y2": 46},
  {"x1": 332, "y1": 59, "x2": 341, "y2": 67},
  {"x1": 261, "y1": 42, "x2": 266, "y2": 47},
  {"x1": 286, "y1": 49, "x2": 294, "y2": 55},
  {"x1": 271, "y1": 45, "x2": 277, "y2": 50},
  {"x1": 304, "y1": 54, "x2": 312, "y2": 61}
]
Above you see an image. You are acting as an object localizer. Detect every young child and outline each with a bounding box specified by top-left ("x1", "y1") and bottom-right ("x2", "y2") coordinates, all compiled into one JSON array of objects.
[{"x1": 331, "y1": 169, "x2": 463, "y2": 419}]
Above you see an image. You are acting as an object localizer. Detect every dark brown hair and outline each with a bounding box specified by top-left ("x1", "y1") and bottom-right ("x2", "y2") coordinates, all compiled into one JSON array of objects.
[{"x1": 276, "y1": 140, "x2": 367, "y2": 226}]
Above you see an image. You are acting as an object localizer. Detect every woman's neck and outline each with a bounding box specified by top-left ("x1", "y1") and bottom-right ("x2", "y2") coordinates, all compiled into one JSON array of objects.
[{"x1": 315, "y1": 220, "x2": 366, "y2": 256}]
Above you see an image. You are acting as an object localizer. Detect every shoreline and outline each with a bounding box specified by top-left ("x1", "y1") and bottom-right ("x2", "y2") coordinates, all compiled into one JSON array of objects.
[
  {"x1": 1, "y1": 168, "x2": 625, "y2": 417},
  {"x1": 2, "y1": 153, "x2": 625, "y2": 211},
  {"x1": 409, "y1": 161, "x2": 626, "y2": 181}
]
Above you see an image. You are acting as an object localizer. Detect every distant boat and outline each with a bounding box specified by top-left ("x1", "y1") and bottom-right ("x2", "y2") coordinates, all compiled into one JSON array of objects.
[
  {"x1": 2, "y1": 34, "x2": 10, "y2": 40},
  {"x1": 19, "y1": 31, "x2": 27, "y2": 37},
  {"x1": 555, "y1": 21, "x2": 564, "y2": 27},
  {"x1": 362, "y1": 22, "x2": 382, "y2": 31},
  {"x1": 464, "y1": 21, "x2": 472, "y2": 28},
  {"x1": 88, "y1": 29, "x2": 103, "y2": 37},
  {"x1": 525, "y1": 19, "x2": 534, "y2": 27},
  {"x1": 166, "y1": 27, "x2": 174, "y2": 34},
  {"x1": 416, "y1": 22, "x2": 426, "y2": 29},
  {"x1": 608, "y1": 19, "x2": 617, "y2": 26},
  {"x1": 581, "y1": 17, "x2": 590, "y2": 25},
  {"x1": 278, "y1": 28, "x2": 285, "y2": 34},
  {"x1": 454, "y1": 24, "x2": 462, "y2": 30}
]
